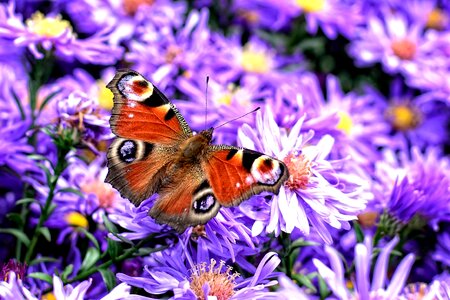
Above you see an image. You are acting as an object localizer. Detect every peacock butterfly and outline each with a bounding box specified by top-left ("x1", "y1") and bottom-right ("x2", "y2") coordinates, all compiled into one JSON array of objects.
[{"x1": 105, "y1": 69, "x2": 289, "y2": 232}]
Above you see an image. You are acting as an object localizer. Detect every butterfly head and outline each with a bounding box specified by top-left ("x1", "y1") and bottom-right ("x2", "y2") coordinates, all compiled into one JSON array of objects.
[{"x1": 199, "y1": 127, "x2": 214, "y2": 141}]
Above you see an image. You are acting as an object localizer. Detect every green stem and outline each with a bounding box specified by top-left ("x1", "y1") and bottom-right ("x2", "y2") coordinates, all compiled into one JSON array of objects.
[
  {"x1": 24, "y1": 148, "x2": 69, "y2": 264},
  {"x1": 66, "y1": 236, "x2": 165, "y2": 284}
]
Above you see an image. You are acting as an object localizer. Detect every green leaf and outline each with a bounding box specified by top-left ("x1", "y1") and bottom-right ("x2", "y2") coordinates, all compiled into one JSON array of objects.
[
  {"x1": 77, "y1": 227, "x2": 100, "y2": 250},
  {"x1": 290, "y1": 239, "x2": 320, "y2": 250},
  {"x1": 38, "y1": 227, "x2": 51, "y2": 242},
  {"x1": 28, "y1": 272, "x2": 53, "y2": 284},
  {"x1": 110, "y1": 232, "x2": 133, "y2": 245},
  {"x1": 353, "y1": 221, "x2": 364, "y2": 243},
  {"x1": 56, "y1": 187, "x2": 84, "y2": 198},
  {"x1": 6, "y1": 213, "x2": 24, "y2": 227},
  {"x1": 107, "y1": 238, "x2": 120, "y2": 260},
  {"x1": 29, "y1": 256, "x2": 59, "y2": 266},
  {"x1": 99, "y1": 268, "x2": 116, "y2": 291},
  {"x1": 0, "y1": 228, "x2": 30, "y2": 246},
  {"x1": 61, "y1": 264, "x2": 74, "y2": 281},
  {"x1": 291, "y1": 273, "x2": 317, "y2": 293},
  {"x1": 102, "y1": 214, "x2": 118, "y2": 233},
  {"x1": 16, "y1": 197, "x2": 37, "y2": 206},
  {"x1": 318, "y1": 274, "x2": 330, "y2": 300},
  {"x1": 38, "y1": 89, "x2": 61, "y2": 114},
  {"x1": 10, "y1": 88, "x2": 26, "y2": 120},
  {"x1": 80, "y1": 247, "x2": 100, "y2": 272},
  {"x1": 134, "y1": 246, "x2": 167, "y2": 256}
]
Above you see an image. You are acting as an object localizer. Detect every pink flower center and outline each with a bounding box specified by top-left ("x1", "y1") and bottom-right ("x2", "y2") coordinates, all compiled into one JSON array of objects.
[
  {"x1": 283, "y1": 150, "x2": 312, "y2": 190},
  {"x1": 190, "y1": 259, "x2": 239, "y2": 300},
  {"x1": 123, "y1": 0, "x2": 155, "y2": 15},
  {"x1": 82, "y1": 180, "x2": 116, "y2": 209},
  {"x1": 391, "y1": 39, "x2": 417, "y2": 60}
]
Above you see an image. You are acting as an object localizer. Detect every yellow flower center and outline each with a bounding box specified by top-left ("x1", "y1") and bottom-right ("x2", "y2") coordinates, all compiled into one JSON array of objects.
[
  {"x1": 26, "y1": 12, "x2": 72, "y2": 37},
  {"x1": 283, "y1": 150, "x2": 312, "y2": 190},
  {"x1": 357, "y1": 211, "x2": 378, "y2": 228},
  {"x1": 426, "y1": 8, "x2": 448, "y2": 30},
  {"x1": 215, "y1": 84, "x2": 239, "y2": 106},
  {"x1": 237, "y1": 9, "x2": 260, "y2": 24},
  {"x1": 296, "y1": 0, "x2": 325, "y2": 13},
  {"x1": 241, "y1": 45, "x2": 271, "y2": 74},
  {"x1": 66, "y1": 212, "x2": 88, "y2": 228},
  {"x1": 190, "y1": 259, "x2": 239, "y2": 300},
  {"x1": 42, "y1": 293, "x2": 57, "y2": 300},
  {"x1": 385, "y1": 104, "x2": 421, "y2": 131},
  {"x1": 81, "y1": 180, "x2": 116, "y2": 209},
  {"x1": 123, "y1": 0, "x2": 155, "y2": 15},
  {"x1": 391, "y1": 39, "x2": 417, "y2": 60},
  {"x1": 97, "y1": 81, "x2": 114, "y2": 110},
  {"x1": 336, "y1": 111, "x2": 353, "y2": 135}
]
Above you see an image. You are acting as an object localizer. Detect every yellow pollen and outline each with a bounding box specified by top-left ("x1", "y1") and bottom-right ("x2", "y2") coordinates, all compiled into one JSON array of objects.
[
  {"x1": 296, "y1": 0, "x2": 325, "y2": 13},
  {"x1": 346, "y1": 280, "x2": 354, "y2": 290},
  {"x1": 336, "y1": 111, "x2": 353, "y2": 135},
  {"x1": 42, "y1": 293, "x2": 57, "y2": 300},
  {"x1": 82, "y1": 180, "x2": 116, "y2": 209},
  {"x1": 426, "y1": 9, "x2": 448, "y2": 30},
  {"x1": 385, "y1": 104, "x2": 421, "y2": 131},
  {"x1": 26, "y1": 12, "x2": 72, "y2": 37},
  {"x1": 241, "y1": 45, "x2": 270, "y2": 74},
  {"x1": 97, "y1": 81, "x2": 114, "y2": 110},
  {"x1": 123, "y1": 0, "x2": 155, "y2": 15},
  {"x1": 283, "y1": 151, "x2": 312, "y2": 190},
  {"x1": 66, "y1": 212, "x2": 88, "y2": 228},
  {"x1": 404, "y1": 283, "x2": 429, "y2": 300},
  {"x1": 190, "y1": 259, "x2": 239, "y2": 300},
  {"x1": 391, "y1": 39, "x2": 417, "y2": 60}
]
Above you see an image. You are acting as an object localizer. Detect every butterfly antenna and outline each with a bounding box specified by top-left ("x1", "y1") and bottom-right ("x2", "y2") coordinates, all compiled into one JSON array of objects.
[
  {"x1": 205, "y1": 76, "x2": 209, "y2": 130},
  {"x1": 214, "y1": 107, "x2": 260, "y2": 130}
]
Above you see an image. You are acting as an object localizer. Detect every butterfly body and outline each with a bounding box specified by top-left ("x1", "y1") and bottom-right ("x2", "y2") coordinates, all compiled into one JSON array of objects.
[{"x1": 106, "y1": 69, "x2": 288, "y2": 232}]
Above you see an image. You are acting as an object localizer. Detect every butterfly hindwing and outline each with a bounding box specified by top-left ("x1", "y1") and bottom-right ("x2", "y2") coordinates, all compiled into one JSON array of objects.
[
  {"x1": 203, "y1": 146, "x2": 289, "y2": 207},
  {"x1": 149, "y1": 163, "x2": 221, "y2": 232},
  {"x1": 107, "y1": 69, "x2": 192, "y2": 145}
]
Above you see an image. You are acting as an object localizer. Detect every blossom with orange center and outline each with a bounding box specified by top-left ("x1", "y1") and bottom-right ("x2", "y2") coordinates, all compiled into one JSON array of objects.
[
  {"x1": 82, "y1": 180, "x2": 116, "y2": 209},
  {"x1": 391, "y1": 39, "x2": 417, "y2": 60},
  {"x1": 283, "y1": 150, "x2": 312, "y2": 190},
  {"x1": 123, "y1": 0, "x2": 155, "y2": 15}
]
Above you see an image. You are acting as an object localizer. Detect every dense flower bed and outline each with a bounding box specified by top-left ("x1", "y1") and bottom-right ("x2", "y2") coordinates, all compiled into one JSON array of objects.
[{"x1": 0, "y1": 0, "x2": 449, "y2": 299}]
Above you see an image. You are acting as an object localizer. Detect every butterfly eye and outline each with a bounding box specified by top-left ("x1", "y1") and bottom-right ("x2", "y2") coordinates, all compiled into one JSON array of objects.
[
  {"x1": 119, "y1": 140, "x2": 137, "y2": 163},
  {"x1": 193, "y1": 194, "x2": 216, "y2": 213}
]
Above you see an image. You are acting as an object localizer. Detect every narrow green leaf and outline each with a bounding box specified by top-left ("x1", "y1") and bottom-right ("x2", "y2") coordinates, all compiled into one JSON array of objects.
[
  {"x1": 353, "y1": 221, "x2": 364, "y2": 243},
  {"x1": 77, "y1": 227, "x2": 100, "y2": 250},
  {"x1": 291, "y1": 273, "x2": 317, "y2": 293},
  {"x1": 16, "y1": 198, "x2": 37, "y2": 206},
  {"x1": 0, "y1": 228, "x2": 30, "y2": 246},
  {"x1": 29, "y1": 256, "x2": 59, "y2": 266},
  {"x1": 38, "y1": 89, "x2": 61, "y2": 113},
  {"x1": 57, "y1": 187, "x2": 84, "y2": 198},
  {"x1": 102, "y1": 214, "x2": 118, "y2": 233},
  {"x1": 79, "y1": 247, "x2": 100, "y2": 272},
  {"x1": 99, "y1": 268, "x2": 116, "y2": 291},
  {"x1": 28, "y1": 272, "x2": 53, "y2": 284},
  {"x1": 10, "y1": 88, "x2": 26, "y2": 120},
  {"x1": 318, "y1": 274, "x2": 330, "y2": 300},
  {"x1": 61, "y1": 264, "x2": 74, "y2": 281},
  {"x1": 38, "y1": 227, "x2": 51, "y2": 242},
  {"x1": 107, "y1": 238, "x2": 120, "y2": 260},
  {"x1": 111, "y1": 232, "x2": 133, "y2": 245},
  {"x1": 6, "y1": 213, "x2": 24, "y2": 227}
]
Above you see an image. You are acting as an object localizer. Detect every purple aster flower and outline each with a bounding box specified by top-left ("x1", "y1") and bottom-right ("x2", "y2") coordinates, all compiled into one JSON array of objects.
[
  {"x1": 275, "y1": 275, "x2": 310, "y2": 299},
  {"x1": 433, "y1": 229, "x2": 450, "y2": 267},
  {"x1": 238, "y1": 107, "x2": 368, "y2": 244},
  {"x1": 348, "y1": 7, "x2": 448, "y2": 82},
  {"x1": 313, "y1": 236, "x2": 415, "y2": 299},
  {"x1": 118, "y1": 246, "x2": 281, "y2": 299},
  {"x1": 0, "y1": 260, "x2": 26, "y2": 282},
  {"x1": 109, "y1": 197, "x2": 260, "y2": 265},
  {"x1": 362, "y1": 78, "x2": 450, "y2": 149},
  {"x1": 62, "y1": 0, "x2": 186, "y2": 44},
  {"x1": 373, "y1": 147, "x2": 450, "y2": 229},
  {"x1": 0, "y1": 272, "x2": 132, "y2": 300},
  {"x1": 0, "y1": 2, "x2": 123, "y2": 64},
  {"x1": 55, "y1": 91, "x2": 113, "y2": 149}
]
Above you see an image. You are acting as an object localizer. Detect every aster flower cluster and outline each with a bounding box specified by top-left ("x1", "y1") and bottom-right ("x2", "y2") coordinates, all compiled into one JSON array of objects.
[{"x1": 0, "y1": 0, "x2": 448, "y2": 299}]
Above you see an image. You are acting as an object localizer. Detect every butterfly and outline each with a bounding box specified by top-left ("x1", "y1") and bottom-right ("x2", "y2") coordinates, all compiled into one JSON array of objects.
[{"x1": 105, "y1": 69, "x2": 289, "y2": 232}]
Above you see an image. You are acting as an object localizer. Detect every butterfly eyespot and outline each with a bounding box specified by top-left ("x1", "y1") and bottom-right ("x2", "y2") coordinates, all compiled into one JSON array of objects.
[
  {"x1": 119, "y1": 140, "x2": 137, "y2": 163},
  {"x1": 193, "y1": 194, "x2": 216, "y2": 213}
]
